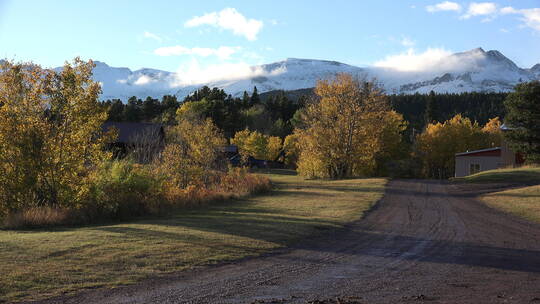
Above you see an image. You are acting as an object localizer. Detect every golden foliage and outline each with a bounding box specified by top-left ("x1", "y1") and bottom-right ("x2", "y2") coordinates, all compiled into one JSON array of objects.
[
  {"x1": 283, "y1": 134, "x2": 300, "y2": 165},
  {"x1": 175, "y1": 99, "x2": 210, "y2": 121},
  {"x1": 0, "y1": 59, "x2": 113, "y2": 215},
  {"x1": 158, "y1": 118, "x2": 226, "y2": 188},
  {"x1": 415, "y1": 114, "x2": 502, "y2": 178},
  {"x1": 482, "y1": 117, "x2": 503, "y2": 147},
  {"x1": 295, "y1": 73, "x2": 401, "y2": 179},
  {"x1": 231, "y1": 129, "x2": 282, "y2": 161}
]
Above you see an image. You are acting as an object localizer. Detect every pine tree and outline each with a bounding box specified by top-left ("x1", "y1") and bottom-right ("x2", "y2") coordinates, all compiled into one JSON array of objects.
[
  {"x1": 250, "y1": 86, "x2": 260, "y2": 104},
  {"x1": 123, "y1": 96, "x2": 142, "y2": 121},
  {"x1": 424, "y1": 90, "x2": 438, "y2": 126},
  {"x1": 242, "y1": 91, "x2": 250, "y2": 107},
  {"x1": 504, "y1": 81, "x2": 540, "y2": 163},
  {"x1": 108, "y1": 99, "x2": 124, "y2": 121},
  {"x1": 142, "y1": 97, "x2": 160, "y2": 121}
]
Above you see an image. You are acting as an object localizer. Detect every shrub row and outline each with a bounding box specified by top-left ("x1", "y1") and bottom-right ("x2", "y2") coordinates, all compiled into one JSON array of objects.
[{"x1": 3, "y1": 160, "x2": 271, "y2": 229}]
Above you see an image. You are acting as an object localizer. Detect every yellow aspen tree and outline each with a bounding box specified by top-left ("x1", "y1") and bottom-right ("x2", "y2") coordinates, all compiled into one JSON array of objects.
[
  {"x1": 482, "y1": 117, "x2": 503, "y2": 147},
  {"x1": 295, "y1": 73, "x2": 391, "y2": 179},
  {"x1": 415, "y1": 114, "x2": 498, "y2": 178},
  {"x1": 231, "y1": 129, "x2": 274, "y2": 160},
  {"x1": 0, "y1": 59, "x2": 113, "y2": 215},
  {"x1": 265, "y1": 136, "x2": 282, "y2": 161},
  {"x1": 159, "y1": 118, "x2": 226, "y2": 188}
]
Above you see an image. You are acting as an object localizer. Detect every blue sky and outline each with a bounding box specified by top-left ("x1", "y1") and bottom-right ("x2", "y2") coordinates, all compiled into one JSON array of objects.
[{"x1": 1, "y1": 0, "x2": 539, "y2": 75}]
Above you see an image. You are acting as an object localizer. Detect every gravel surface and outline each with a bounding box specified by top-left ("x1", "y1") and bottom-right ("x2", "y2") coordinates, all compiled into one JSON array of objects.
[{"x1": 34, "y1": 180, "x2": 540, "y2": 304}]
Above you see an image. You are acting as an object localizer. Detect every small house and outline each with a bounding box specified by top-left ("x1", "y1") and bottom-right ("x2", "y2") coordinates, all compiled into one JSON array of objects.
[
  {"x1": 454, "y1": 138, "x2": 524, "y2": 177},
  {"x1": 102, "y1": 122, "x2": 165, "y2": 161}
]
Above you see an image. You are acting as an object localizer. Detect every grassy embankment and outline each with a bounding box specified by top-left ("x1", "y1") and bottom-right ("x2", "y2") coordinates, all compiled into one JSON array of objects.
[
  {"x1": 0, "y1": 170, "x2": 386, "y2": 302},
  {"x1": 452, "y1": 166, "x2": 540, "y2": 184},
  {"x1": 453, "y1": 166, "x2": 540, "y2": 223}
]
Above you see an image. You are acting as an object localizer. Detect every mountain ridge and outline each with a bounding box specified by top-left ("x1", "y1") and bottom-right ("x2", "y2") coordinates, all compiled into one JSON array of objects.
[{"x1": 5, "y1": 48, "x2": 538, "y2": 100}]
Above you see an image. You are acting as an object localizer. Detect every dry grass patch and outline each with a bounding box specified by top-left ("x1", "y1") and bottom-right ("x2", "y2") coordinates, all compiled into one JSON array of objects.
[
  {"x1": 452, "y1": 166, "x2": 540, "y2": 184},
  {"x1": 0, "y1": 170, "x2": 386, "y2": 302},
  {"x1": 481, "y1": 184, "x2": 540, "y2": 223}
]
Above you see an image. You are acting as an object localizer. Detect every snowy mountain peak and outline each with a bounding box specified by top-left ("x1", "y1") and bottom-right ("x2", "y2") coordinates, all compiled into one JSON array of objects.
[
  {"x1": 485, "y1": 50, "x2": 519, "y2": 70},
  {"x1": 6, "y1": 48, "x2": 537, "y2": 100},
  {"x1": 470, "y1": 47, "x2": 485, "y2": 53}
]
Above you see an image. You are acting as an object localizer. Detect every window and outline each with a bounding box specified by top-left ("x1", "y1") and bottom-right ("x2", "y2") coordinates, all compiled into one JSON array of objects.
[{"x1": 470, "y1": 163, "x2": 481, "y2": 175}]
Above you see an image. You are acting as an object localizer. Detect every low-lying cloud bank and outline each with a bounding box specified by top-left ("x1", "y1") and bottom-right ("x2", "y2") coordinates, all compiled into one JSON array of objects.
[{"x1": 170, "y1": 59, "x2": 286, "y2": 87}]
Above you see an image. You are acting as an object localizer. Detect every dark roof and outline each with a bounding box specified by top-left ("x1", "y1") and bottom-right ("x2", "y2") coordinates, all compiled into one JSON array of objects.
[
  {"x1": 102, "y1": 122, "x2": 164, "y2": 144},
  {"x1": 220, "y1": 145, "x2": 238, "y2": 153},
  {"x1": 455, "y1": 147, "x2": 501, "y2": 157}
]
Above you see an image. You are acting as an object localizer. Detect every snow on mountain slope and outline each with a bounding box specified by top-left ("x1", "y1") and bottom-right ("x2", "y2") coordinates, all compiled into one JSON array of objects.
[
  {"x1": 530, "y1": 64, "x2": 540, "y2": 79},
  {"x1": 185, "y1": 58, "x2": 366, "y2": 97},
  {"x1": 54, "y1": 61, "x2": 179, "y2": 100},
  {"x1": 372, "y1": 48, "x2": 537, "y2": 94},
  {"x1": 47, "y1": 48, "x2": 539, "y2": 100}
]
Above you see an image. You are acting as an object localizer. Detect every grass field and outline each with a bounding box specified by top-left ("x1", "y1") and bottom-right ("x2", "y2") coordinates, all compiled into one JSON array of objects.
[
  {"x1": 0, "y1": 170, "x2": 386, "y2": 302},
  {"x1": 452, "y1": 166, "x2": 540, "y2": 184},
  {"x1": 481, "y1": 184, "x2": 540, "y2": 224},
  {"x1": 452, "y1": 166, "x2": 540, "y2": 224}
]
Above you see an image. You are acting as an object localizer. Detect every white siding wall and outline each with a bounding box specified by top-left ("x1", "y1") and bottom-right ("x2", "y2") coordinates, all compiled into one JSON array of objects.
[
  {"x1": 500, "y1": 140, "x2": 516, "y2": 168},
  {"x1": 455, "y1": 156, "x2": 503, "y2": 177}
]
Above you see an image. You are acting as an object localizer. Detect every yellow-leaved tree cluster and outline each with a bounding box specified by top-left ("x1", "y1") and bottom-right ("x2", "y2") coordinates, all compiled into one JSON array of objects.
[
  {"x1": 158, "y1": 118, "x2": 226, "y2": 189},
  {"x1": 0, "y1": 59, "x2": 270, "y2": 227},
  {"x1": 231, "y1": 129, "x2": 282, "y2": 161},
  {"x1": 0, "y1": 59, "x2": 113, "y2": 216},
  {"x1": 415, "y1": 115, "x2": 502, "y2": 178},
  {"x1": 292, "y1": 73, "x2": 407, "y2": 179}
]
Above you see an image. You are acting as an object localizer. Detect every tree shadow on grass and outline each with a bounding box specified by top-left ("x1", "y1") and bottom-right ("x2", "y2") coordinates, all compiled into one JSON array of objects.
[
  {"x1": 91, "y1": 211, "x2": 540, "y2": 275},
  {"x1": 88, "y1": 199, "x2": 343, "y2": 247}
]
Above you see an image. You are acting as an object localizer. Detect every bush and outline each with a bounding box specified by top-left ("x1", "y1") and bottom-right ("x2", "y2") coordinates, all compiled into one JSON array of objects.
[
  {"x1": 161, "y1": 167, "x2": 272, "y2": 206},
  {"x1": 3, "y1": 207, "x2": 72, "y2": 228},
  {"x1": 2, "y1": 162, "x2": 272, "y2": 229},
  {"x1": 86, "y1": 159, "x2": 164, "y2": 219},
  {"x1": 216, "y1": 167, "x2": 272, "y2": 196}
]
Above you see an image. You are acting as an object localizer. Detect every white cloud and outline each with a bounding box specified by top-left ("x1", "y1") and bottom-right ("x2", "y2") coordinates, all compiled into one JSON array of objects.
[
  {"x1": 143, "y1": 31, "x2": 163, "y2": 42},
  {"x1": 461, "y1": 2, "x2": 497, "y2": 19},
  {"x1": 170, "y1": 59, "x2": 285, "y2": 86},
  {"x1": 154, "y1": 46, "x2": 241, "y2": 59},
  {"x1": 373, "y1": 47, "x2": 489, "y2": 73},
  {"x1": 501, "y1": 6, "x2": 540, "y2": 32},
  {"x1": 426, "y1": 1, "x2": 461, "y2": 13},
  {"x1": 373, "y1": 48, "x2": 453, "y2": 72},
  {"x1": 401, "y1": 37, "x2": 415, "y2": 47},
  {"x1": 500, "y1": 6, "x2": 517, "y2": 14},
  {"x1": 133, "y1": 75, "x2": 155, "y2": 86},
  {"x1": 185, "y1": 8, "x2": 263, "y2": 41}
]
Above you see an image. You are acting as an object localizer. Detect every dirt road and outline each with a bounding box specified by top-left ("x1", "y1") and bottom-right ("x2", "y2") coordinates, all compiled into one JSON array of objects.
[{"x1": 39, "y1": 180, "x2": 540, "y2": 303}]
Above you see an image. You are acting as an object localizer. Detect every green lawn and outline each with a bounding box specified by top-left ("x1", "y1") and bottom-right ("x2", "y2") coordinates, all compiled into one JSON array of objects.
[
  {"x1": 0, "y1": 170, "x2": 386, "y2": 302},
  {"x1": 452, "y1": 166, "x2": 540, "y2": 184}
]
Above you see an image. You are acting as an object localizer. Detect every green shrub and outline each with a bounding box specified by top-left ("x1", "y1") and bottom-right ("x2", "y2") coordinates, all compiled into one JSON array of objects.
[
  {"x1": 87, "y1": 159, "x2": 165, "y2": 219},
  {"x1": 2, "y1": 160, "x2": 272, "y2": 229}
]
